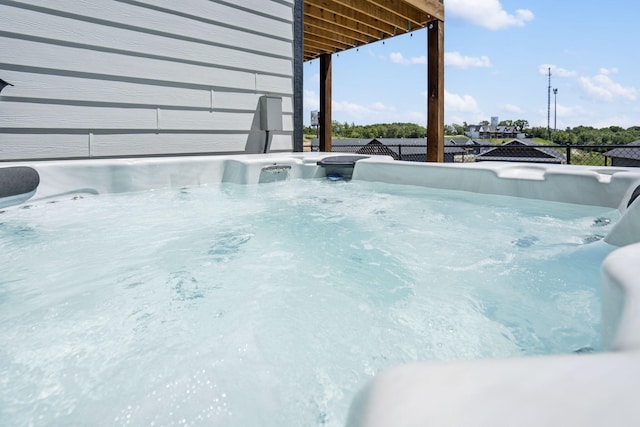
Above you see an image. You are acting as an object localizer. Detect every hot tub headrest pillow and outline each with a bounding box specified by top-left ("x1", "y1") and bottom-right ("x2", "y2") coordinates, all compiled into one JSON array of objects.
[
  {"x1": 627, "y1": 184, "x2": 640, "y2": 208},
  {"x1": 0, "y1": 166, "x2": 40, "y2": 199}
]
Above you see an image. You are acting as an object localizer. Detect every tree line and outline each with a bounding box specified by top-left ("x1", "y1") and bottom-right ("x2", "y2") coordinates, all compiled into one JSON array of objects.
[
  {"x1": 304, "y1": 121, "x2": 426, "y2": 139},
  {"x1": 527, "y1": 126, "x2": 640, "y2": 145},
  {"x1": 305, "y1": 120, "x2": 640, "y2": 146}
]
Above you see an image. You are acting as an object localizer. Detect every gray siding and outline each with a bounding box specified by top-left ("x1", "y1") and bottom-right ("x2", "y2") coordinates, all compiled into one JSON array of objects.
[{"x1": 0, "y1": 0, "x2": 294, "y2": 159}]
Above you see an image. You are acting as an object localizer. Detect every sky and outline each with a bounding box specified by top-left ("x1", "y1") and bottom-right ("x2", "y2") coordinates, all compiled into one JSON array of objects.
[{"x1": 302, "y1": 0, "x2": 640, "y2": 130}]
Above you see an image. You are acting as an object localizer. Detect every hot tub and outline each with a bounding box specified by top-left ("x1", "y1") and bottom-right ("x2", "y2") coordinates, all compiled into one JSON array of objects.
[{"x1": 2, "y1": 153, "x2": 640, "y2": 426}]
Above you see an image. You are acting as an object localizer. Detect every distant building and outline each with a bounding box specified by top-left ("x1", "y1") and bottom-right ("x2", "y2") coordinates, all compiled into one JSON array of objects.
[
  {"x1": 465, "y1": 125, "x2": 482, "y2": 139},
  {"x1": 465, "y1": 124, "x2": 525, "y2": 140},
  {"x1": 475, "y1": 138, "x2": 566, "y2": 164},
  {"x1": 603, "y1": 140, "x2": 640, "y2": 167}
]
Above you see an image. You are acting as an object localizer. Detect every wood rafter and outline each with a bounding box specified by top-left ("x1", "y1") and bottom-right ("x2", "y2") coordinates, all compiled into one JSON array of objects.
[
  {"x1": 304, "y1": 0, "x2": 444, "y2": 61},
  {"x1": 305, "y1": 0, "x2": 445, "y2": 164}
]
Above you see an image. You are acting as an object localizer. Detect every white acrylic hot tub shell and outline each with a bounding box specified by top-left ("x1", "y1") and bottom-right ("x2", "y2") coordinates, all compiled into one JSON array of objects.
[
  {"x1": 3, "y1": 153, "x2": 640, "y2": 426},
  {"x1": 350, "y1": 158, "x2": 640, "y2": 427},
  {"x1": 347, "y1": 242, "x2": 640, "y2": 427}
]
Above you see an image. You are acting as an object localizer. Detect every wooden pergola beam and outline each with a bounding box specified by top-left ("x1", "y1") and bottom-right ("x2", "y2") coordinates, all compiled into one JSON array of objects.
[
  {"x1": 329, "y1": 0, "x2": 417, "y2": 30},
  {"x1": 304, "y1": 25, "x2": 366, "y2": 50},
  {"x1": 304, "y1": 17, "x2": 370, "y2": 45},
  {"x1": 305, "y1": 2, "x2": 396, "y2": 41},
  {"x1": 319, "y1": 53, "x2": 332, "y2": 152},
  {"x1": 366, "y1": 0, "x2": 431, "y2": 27},
  {"x1": 303, "y1": 0, "x2": 445, "y2": 162},
  {"x1": 427, "y1": 19, "x2": 444, "y2": 162},
  {"x1": 304, "y1": 0, "x2": 443, "y2": 61},
  {"x1": 403, "y1": 0, "x2": 444, "y2": 21}
]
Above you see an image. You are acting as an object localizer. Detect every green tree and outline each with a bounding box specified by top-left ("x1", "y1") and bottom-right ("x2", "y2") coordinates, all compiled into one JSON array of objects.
[
  {"x1": 444, "y1": 124, "x2": 456, "y2": 135},
  {"x1": 514, "y1": 119, "x2": 529, "y2": 131}
]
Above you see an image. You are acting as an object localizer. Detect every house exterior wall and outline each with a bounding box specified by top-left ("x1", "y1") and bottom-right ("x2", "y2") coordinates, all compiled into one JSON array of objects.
[
  {"x1": 611, "y1": 158, "x2": 640, "y2": 167},
  {"x1": 0, "y1": 0, "x2": 294, "y2": 160}
]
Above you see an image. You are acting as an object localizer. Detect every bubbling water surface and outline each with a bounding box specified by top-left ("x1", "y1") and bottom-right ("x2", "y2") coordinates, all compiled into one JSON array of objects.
[{"x1": 0, "y1": 179, "x2": 618, "y2": 426}]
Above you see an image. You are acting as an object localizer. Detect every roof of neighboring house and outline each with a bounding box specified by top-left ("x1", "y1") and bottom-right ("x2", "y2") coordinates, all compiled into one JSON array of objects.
[
  {"x1": 603, "y1": 140, "x2": 640, "y2": 160},
  {"x1": 310, "y1": 138, "x2": 467, "y2": 155},
  {"x1": 355, "y1": 140, "x2": 400, "y2": 159},
  {"x1": 444, "y1": 137, "x2": 471, "y2": 145},
  {"x1": 475, "y1": 138, "x2": 566, "y2": 162}
]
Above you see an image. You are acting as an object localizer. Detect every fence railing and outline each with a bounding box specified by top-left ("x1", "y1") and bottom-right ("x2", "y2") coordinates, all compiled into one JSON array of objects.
[{"x1": 312, "y1": 144, "x2": 640, "y2": 167}]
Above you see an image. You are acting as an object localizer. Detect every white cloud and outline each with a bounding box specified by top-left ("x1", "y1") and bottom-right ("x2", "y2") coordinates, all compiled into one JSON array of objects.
[
  {"x1": 446, "y1": 0, "x2": 534, "y2": 30},
  {"x1": 406, "y1": 111, "x2": 427, "y2": 123},
  {"x1": 554, "y1": 103, "x2": 577, "y2": 117},
  {"x1": 328, "y1": 98, "x2": 430, "y2": 125},
  {"x1": 445, "y1": 89, "x2": 480, "y2": 113},
  {"x1": 332, "y1": 100, "x2": 397, "y2": 121},
  {"x1": 589, "y1": 114, "x2": 639, "y2": 129},
  {"x1": 600, "y1": 67, "x2": 619, "y2": 76},
  {"x1": 303, "y1": 89, "x2": 319, "y2": 111},
  {"x1": 501, "y1": 104, "x2": 523, "y2": 114},
  {"x1": 390, "y1": 52, "x2": 426, "y2": 65},
  {"x1": 579, "y1": 71, "x2": 637, "y2": 103},
  {"x1": 371, "y1": 102, "x2": 395, "y2": 112},
  {"x1": 445, "y1": 52, "x2": 491, "y2": 69},
  {"x1": 443, "y1": 90, "x2": 486, "y2": 124},
  {"x1": 538, "y1": 64, "x2": 577, "y2": 78},
  {"x1": 369, "y1": 48, "x2": 387, "y2": 61},
  {"x1": 534, "y1": 101, "x2": 640, "y2": 129}
]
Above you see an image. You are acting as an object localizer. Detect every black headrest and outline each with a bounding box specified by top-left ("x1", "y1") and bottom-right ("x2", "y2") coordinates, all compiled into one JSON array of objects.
[
  {"x1": 627, "y1": 185, "x2": 640, "y2": 208},
  {"x1": 0, "y1": 166, "x2": 40, "y2": 198}
]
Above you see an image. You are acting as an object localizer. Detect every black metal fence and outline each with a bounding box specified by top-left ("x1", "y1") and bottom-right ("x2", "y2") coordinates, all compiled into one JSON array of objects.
[{"x1": 314, "y1": 144, "x2": 640, "y2": 167}]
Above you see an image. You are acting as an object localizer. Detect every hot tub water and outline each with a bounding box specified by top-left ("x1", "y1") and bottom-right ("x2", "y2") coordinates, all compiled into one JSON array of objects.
[{"x1": 0, "y1": 179, "x2": 619, "y2": 426}]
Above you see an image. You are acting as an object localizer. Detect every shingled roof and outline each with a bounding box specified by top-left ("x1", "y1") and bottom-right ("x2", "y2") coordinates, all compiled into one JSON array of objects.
[
  {"x1": 603, "y1": 140, "x2": 640, "y2": 161},
  {"x1": 475, "y1": 138, "x2": 566, "y2": 164}
]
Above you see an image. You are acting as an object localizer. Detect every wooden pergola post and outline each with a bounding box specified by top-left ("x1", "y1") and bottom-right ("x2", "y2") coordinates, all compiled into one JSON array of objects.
[
  {"x1": 427, "y1": 19, "x2": 444, "y2": 162},
  {"x1": 319, "y1": 53, "x2": 332, "y2": 152}
]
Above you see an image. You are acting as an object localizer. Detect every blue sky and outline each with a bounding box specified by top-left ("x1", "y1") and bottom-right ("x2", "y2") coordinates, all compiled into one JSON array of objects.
[{"x1": 303, "y1": 0, "x2": 640, "y2": 130}]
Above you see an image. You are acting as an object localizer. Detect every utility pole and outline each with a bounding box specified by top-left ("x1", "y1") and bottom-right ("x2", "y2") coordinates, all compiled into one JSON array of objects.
[
  {"x1": 553, "y1": 88, "x2": 558, "y2": 134},
  {"x1": 547, "y1": 67, "x2": 551, "y2": 141}
]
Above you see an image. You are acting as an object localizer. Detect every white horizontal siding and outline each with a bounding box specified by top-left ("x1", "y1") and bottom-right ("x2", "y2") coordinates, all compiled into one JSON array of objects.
[
  {"x1": 0, "y1": 4, "x2": 292, "y2": 76},
  {"x1": 134, "y1": 0, "x2": 293, "y2": 36},
  {"x1": 0, "y1": 70, "x2": 294, "y2": 112},
  {"x1": 228, "y1": 0, "x2": 294, "y2": 20},
  {"x1": 0, "y1": 0, "x2": 294, "y2": 159},
  {"x1": 89, "y1": 132, "x2": 294, "y2": 157},
  {"x1": 0, "y1": 134, "x2": 89, "y2": 159},
  {"x1": 90, "y1": 133, "x2": 253, "y2": 157},
  {"x1": 0, "y1": 102, "x2": 294, "y2": 132},
  {"x1": 6, "y1": 0, "x2": 292, "y2": 58},
  {"x1": 1, "y1": 37, "x2": 292, "y2": 93},
  {"x1": 0, "y1": 70, "x2": 210, "y2": 109},
  {"x1": 0, "y1": 131, "x2": 294, "y2": 159},
  {"x1": 160, "y1": 110, "x2": 293, "y2": 132},
  {"x1": 270, "y1": 134, "x2": 295, "y2": 151}
]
